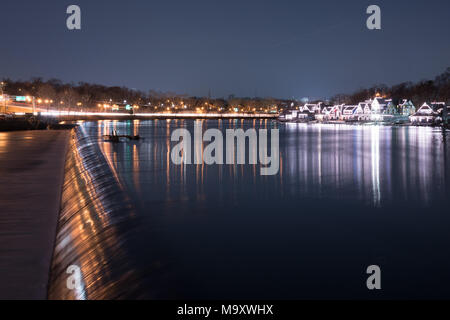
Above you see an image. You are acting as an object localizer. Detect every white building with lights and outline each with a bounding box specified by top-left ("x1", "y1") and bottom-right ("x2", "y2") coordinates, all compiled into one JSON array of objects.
[
  {"x1": 370, "y1": 97, "x2": 388, "y2": 114},
  {"x1": 341, "y1": 105, "x2": 365, "y2": 121},
  {"x1": 409, "y1": 102, "x2": 445, "y2": 124}
]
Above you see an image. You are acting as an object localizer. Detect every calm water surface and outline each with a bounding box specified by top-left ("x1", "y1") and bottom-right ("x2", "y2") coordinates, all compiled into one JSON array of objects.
[{"x1": 49, "y1": 120, "x2": 450, "y2": 299}]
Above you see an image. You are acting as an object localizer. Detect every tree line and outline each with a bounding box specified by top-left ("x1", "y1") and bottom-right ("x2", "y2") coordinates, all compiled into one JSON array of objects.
[
  {"x1": 1, "y1": 78, "x2": 283, "y2": 113},
  {"x1": 2, "y1": 67, "x2": 449, "y2": 112},
  {"x1": 331, "y1": 67, "x2": 450, "y2": 106}
]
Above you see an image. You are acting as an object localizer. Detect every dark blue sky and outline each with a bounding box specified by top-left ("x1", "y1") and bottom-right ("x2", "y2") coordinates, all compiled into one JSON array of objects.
[{"x1": 0, "y1": 0, "x2": 449, "y2": 99}]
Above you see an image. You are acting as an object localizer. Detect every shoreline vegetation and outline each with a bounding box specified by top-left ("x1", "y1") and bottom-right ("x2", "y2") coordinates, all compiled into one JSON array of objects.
[{"x1": 1, "y1": 68, "x2": 448, "y2": 115}]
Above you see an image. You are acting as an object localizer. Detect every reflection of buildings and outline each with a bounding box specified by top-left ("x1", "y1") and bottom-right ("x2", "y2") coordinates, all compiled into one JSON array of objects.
[
  {"x1": 281, "y1": 124, "x2": 447, "y2": 206},
  {"x1": 370, "y1": 126, "x2": 380, "y2": 206},
  {"x1": 97, "y1": 119, "x2": 448, "y2": 209}
]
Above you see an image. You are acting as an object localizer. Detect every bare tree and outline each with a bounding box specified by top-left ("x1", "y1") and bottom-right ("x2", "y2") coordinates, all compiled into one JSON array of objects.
[
  {"x1": 61, "y1": 88, "x2": 79, "y2": 111},
  {"x1": 37, "y1": 83, "x2": 57, "y2": 108}
]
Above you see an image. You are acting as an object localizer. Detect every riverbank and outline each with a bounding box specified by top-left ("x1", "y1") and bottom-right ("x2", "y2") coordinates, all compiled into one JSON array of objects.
[{"x1": 0, "y1": 129, "x2": 71, "y2": 299}]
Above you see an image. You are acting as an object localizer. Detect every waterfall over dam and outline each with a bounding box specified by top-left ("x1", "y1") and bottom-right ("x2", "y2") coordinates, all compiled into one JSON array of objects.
[{"x1": 48, "y1": 125, "x2": 176, "y2": 299}]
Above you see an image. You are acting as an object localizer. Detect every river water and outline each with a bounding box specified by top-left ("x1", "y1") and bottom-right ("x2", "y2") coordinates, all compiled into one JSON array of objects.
[{"x1": 49, "y1": 119, "x2": 450, "y2": 299}]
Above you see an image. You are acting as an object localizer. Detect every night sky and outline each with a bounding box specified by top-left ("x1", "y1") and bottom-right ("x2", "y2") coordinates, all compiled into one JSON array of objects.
[{"x1": 0, "y1": 0, "x2": 449, "y2": 99}]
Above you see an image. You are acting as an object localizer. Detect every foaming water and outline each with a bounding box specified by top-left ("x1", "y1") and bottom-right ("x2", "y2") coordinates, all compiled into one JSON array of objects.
[{"x1": 49, "y1": 120, "x2": 450, "y2": 299}]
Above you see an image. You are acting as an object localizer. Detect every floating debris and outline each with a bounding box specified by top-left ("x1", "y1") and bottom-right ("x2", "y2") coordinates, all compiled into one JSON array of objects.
[{"x1": 103, "y1": 130, "x2": 140, "y2": 142}]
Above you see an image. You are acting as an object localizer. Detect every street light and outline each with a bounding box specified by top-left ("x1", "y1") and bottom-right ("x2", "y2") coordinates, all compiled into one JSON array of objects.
[{"x1": 0, "y1": 81, "x2": 6, "y2": 113}]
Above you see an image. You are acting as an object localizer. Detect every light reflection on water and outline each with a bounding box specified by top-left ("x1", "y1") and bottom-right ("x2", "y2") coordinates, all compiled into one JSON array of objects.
[
  {"x1": 281, "y1": 123, "x2": 448, "y2": 206},
  {"x1": 49, "y1": 120, "x2": 450, "y2": 299}
]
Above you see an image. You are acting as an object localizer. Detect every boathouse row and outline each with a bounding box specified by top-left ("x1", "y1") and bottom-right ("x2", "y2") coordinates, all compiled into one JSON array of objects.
[{"x1": 278, "y1": 97, "x2": 449, "y2": 124}]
